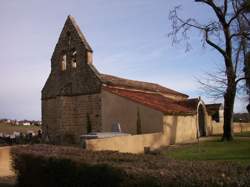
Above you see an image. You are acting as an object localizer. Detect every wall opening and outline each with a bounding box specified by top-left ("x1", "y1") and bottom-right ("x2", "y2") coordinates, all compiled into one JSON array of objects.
[
  {"x1": 86, "y1": 51, "x2": 93, "y2": 64},
  {"x1": 211, "y1": 111, "x2": 220, "y2": 122},
  {"x1": 61, "y1": 54, "x2": 67, "y2": 71},
  {"x1": 71, "y1": 50, "x2": 77, "y2": 68},
  {"x1": 198, "y1": 105, "x2": 206, "y2": 137}
]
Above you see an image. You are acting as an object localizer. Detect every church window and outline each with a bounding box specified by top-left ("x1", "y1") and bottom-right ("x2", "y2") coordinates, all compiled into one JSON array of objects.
[{"x1": 61, "y1": 54, "x2": 67, "y2": 71}]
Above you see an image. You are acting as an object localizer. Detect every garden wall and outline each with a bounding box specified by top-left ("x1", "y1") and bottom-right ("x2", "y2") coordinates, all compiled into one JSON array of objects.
[
  {"x1": 85, "y1": 115, "x2": 197, "y2": 153},
  {"x1": 233, "y1": 122, "x2": 250, "y2": 133},
  {"x1": 211, "y1": 122, "x2": 250, "y2": 135},
  {"x1": 85, "y1": 132, "x2": 169, "y2": 154}
]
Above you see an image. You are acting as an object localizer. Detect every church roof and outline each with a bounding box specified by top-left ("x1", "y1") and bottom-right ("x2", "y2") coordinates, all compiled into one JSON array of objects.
[
  {"x1": 206, "y1": 103, "x2": 222, "y2": 115},
  {"x1": 100, "y1": 74, "x2": 188, "y2": 98},
  {"x1": 176, "y1": 98, "x2": 200, "y2": 111},
  {"x1": 103, "y1": 86, "x2": 195, "y2": 115}
]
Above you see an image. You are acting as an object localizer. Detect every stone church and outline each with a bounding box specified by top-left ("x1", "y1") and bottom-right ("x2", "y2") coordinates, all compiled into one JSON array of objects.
[{"x1": 42, "y1": 16, "x2": 223, "y2": 144}]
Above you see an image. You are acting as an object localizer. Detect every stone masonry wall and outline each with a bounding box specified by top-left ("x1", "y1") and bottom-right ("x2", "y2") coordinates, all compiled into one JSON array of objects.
[
  {"x1": 42, "y1": 16, "x2": 101, "y2": 99},
  {"x1": 42, "y1": 94, "x2": 101, "y2": 144},
  {"x1": 42, "y1": 16, "x2": 102, "y2": 144}
]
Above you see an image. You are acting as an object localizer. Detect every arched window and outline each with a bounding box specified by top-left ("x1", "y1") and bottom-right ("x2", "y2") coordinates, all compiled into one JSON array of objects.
[
  {"x1": 71, "y1": 50, "x2": 77, "y2": 68},
  {"x1": 61, "y1": 54, "x2": 67, "y2": 71}
]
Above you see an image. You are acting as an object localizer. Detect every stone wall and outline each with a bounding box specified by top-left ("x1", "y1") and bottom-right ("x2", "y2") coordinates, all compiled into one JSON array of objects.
[
  {"x1": 163, "y1": 115, "x2": 197, "y2": 144},
  {"x1": 101, "y1": 90, "x2": 164, "y2": 134},
  {"x1": 42, "y1": 94, "x2": 101, "y2": 144},
  {"x1": 85, "y1": 132, "x2": 168, "y2": 154},
  {"x1": 42, "y1": 17, "x2": 102, "y2": 99},
  {"x1": 42, "y1": 17, "x2": 103, "y2": 144},
  {"x1": 85, "y1": 120, "x2": 250, "y2": 154},
  {"x1": 233, "y1": 122, "x2": 250, "y2": 133},
  {"x1": 85, "y1": 114, "x2": 197, "y2": 154},
  {"x1": 211, "y1": 122, "x2": 250, "y2": 135},
  {"x1": 42, "y1": 98, "x2": 59, "y2": 142}
]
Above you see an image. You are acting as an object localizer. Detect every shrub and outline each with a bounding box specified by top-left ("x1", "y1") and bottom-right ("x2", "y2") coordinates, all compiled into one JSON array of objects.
[
  {"x1": 11, "y1": 145, "x2": 250, "y2": 187},
  {"x1": 12, "y1": 149, "x2": 124, "y2": 187}
]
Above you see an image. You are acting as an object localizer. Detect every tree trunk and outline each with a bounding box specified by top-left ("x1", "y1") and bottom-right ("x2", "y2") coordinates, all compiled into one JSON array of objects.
[{"x1": 222, "y1": 77, "x2": 236, "y2": 141}]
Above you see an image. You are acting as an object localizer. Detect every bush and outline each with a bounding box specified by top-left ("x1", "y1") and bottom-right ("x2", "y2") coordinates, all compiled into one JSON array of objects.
[
  {"x1": 11, "y1": 145, "x2": 250, "y2": 187},
  {"x1": 12, "y1": 152, "x2": 124, "y2": 187}
]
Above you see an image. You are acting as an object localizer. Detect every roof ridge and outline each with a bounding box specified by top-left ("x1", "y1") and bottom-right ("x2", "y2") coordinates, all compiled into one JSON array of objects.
[
  {"x1": 101, "y1": 73, "x2": 158, "y2": 85},
  {"x1": 103, "y1": 84, "x2": 165, "y2": 96},
  {"x1": 100, "y1": 73, "x2": 188, "y2": 97}
]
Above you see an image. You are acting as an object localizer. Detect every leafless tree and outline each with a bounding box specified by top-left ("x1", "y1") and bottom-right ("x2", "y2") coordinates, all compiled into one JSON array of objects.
[
  {"x1": 245, "y1": 52, "x2": 250, "y2": 112},
  {"x1": 169, "y1": 0, "x2": 250, "y2": 141}
]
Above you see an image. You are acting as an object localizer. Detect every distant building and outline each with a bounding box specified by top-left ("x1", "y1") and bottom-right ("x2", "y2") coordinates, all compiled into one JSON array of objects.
[
  {"x1": 19, "y1": 120, "x2": 31, "y2": 126},
  {"x1": 42, "y1": 16, "x2": 223, "y2": 144}
]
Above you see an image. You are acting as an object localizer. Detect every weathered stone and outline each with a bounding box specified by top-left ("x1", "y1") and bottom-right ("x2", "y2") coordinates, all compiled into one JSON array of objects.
[{"x1": 42, "y1": 16, "x2": 102, "y2": 144}]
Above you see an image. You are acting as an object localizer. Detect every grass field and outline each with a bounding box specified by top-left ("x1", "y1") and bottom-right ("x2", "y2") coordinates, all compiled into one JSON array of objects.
[
  {"x1": 163, "y1": 138, "x2": 250, "y2": 165},
  {"x1": 0, "y1": 123, "x2": 40, "y2": 134}
]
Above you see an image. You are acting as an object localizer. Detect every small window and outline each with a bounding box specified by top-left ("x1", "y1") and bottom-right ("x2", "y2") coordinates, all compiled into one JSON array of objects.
[
  {"x1": 71, "y1": 50, "x2": 77, "y2": 68},
  {"x1": 61, "y1": 54, "x2": 67, "y2": 71}
]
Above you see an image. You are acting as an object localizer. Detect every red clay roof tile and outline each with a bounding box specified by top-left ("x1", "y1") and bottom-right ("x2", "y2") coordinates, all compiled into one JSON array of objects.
[
  {"x1": 100, "y1": 74, "x2": 188, "y2": 98},
  {"x1": 103, "y1": 86, "x2": 195, "y2": 115}
]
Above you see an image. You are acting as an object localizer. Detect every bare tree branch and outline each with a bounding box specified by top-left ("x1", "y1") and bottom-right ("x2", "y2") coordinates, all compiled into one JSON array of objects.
[
  {"x1": 224, "y1": 0, "x2": 228, "y2": 15},
  {"x1": 205, "y1": 29, "x2": 227, "y2": 58},
  {"x1": 195, "y1": 0, "x2": 226, "y2": 25},
  {"x1": 228, "y1": 2, "x2": 249, "y2": 26}
]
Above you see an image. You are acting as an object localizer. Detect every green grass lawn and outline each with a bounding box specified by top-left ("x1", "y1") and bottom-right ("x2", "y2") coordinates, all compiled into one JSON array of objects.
[
  {"x1": 0, "y1": 123, "x2": 40, "y2": 134},
  {"x1": 163, "y1": 138, "x2": 250, "y2": 165}
]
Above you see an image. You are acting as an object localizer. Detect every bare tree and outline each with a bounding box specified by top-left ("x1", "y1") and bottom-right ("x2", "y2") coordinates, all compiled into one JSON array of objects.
[
  {"x1": 169, "y1": 0, "x2": 250, "y2": 141},
  {"x1": 245, "y1": 52, "x2": 250, "y2": 112}
]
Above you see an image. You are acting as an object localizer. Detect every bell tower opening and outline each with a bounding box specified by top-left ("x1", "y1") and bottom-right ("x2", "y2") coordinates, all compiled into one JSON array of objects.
[
  {"x1": 71, "y1": 50, "x2": 77, "y2": 68},
  {"x1": 61, "y1": 54, "x2": 67, "y2": 71}
]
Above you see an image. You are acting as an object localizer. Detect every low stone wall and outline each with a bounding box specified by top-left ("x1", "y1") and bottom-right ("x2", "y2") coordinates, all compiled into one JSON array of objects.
[
  {"x1": 86, "y1": 115, "x2": 198, "y2": 154},
  {"x1": 211, "y1": 122, "x2": 224, "y2": 135},
  {"x1": 0, "y1": 147, "x2": 15, "y2": 177},
  {"x1": 86, "y1": 122, "x2": 250, "y2": 154},
  {"x1": 211, "y1": 122, "x2": 250, "y2": 135},
  {"x1": 233, "y1": 122, "x2": 250, "y2": 133},
  {"x1": 163, "y1": 115, "x2": 197, "y2": 144},
  {"x1": 85, "y1": 132, "x2": 170, "y2": 154}
]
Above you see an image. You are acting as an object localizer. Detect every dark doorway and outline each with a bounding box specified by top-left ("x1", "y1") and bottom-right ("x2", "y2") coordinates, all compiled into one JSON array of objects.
[{"x1": 198, "y1": 105, "x2": 206, "y2": 137}]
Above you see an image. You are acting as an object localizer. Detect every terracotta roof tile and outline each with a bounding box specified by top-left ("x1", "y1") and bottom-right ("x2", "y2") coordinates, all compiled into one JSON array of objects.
[
  {"x1": 103, "y1": 86, "x2": 195, "y2": 115},
  {"x1": 206, "y1": 104, "x2": 222, "y2": 115},
  {"x1": 177, "y1": 98, "x2": 200, "y2": 111},
  {"x1": 100, "y1": 74, "x2": 188, "y2": 98}
]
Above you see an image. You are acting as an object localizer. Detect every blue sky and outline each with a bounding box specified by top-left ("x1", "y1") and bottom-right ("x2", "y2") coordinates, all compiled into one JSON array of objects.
[{"x1": 0, "y1": 0, "x2": 247, "y2": 120}]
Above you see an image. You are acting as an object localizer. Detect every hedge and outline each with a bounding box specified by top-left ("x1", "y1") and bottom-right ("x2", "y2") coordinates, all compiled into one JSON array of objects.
[{"x1": 11, "y1": 145, "x2": 250, "y2": 187}]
